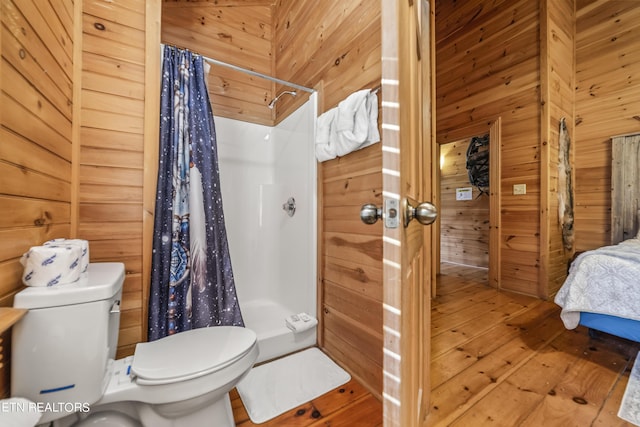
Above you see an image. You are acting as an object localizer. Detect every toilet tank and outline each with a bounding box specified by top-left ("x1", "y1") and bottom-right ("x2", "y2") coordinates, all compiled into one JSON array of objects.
[{"x1": 11, "y1": 262, "x2": 124, "y2": 421}]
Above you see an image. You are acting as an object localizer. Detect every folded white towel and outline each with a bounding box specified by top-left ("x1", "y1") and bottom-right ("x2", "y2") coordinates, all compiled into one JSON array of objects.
[
  {"x1": 315, "y1": 89, "x2": 380, "y2": 162},
  {"x1": 315, "y1": 108, "x2": 339, "y2": 162},
  {"x1": 335, "y1": 89, "x2": 379, "y2": 146},
  {"x1": 20, "y1": 245, "x2": 82, "y2": 287},
  {"x1": 285, "y1": 312, "x2": 318, "y2": 333}
]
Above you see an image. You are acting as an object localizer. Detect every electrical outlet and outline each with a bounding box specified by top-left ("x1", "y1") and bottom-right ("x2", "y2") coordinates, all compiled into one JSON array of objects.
[{"x1": 513, "y1": 184, "x2": 526, "y2": 195}]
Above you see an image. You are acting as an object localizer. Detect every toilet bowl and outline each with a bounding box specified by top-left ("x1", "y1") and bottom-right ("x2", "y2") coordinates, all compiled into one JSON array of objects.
[
  {"x1": 75, "y1": 410, "x2": 140, "y2": 427},
  {"x1": 11, "y1": 263, "x2": 258, "y2": 427},
  {"x1": 0, "y1": 397, "x2": 42, "y2": 427}
]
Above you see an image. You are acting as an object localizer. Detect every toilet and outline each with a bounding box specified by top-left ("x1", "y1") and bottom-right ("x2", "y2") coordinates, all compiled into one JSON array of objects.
[
  {"x1": 11, "y1": 262, "x2": 258, "y2": 427},
  {"x1": 0, "y1": 398, "x2": 42, "y2": 426}
]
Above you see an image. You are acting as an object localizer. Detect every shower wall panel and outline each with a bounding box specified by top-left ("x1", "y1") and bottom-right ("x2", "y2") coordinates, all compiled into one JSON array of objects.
[{"x1": 216, "y1": 96, "x2": 316, "y2": 319}]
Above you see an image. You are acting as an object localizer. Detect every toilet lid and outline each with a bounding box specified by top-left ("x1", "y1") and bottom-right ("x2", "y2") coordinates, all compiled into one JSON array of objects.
[{"x1": 131, "y1": 326, "x2": 256, "y2": 384}]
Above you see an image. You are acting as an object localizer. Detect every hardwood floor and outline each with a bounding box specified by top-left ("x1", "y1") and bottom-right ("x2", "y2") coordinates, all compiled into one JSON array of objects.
[{"x1": 232, "y1": 263, "x2": 639, "y2": 426}]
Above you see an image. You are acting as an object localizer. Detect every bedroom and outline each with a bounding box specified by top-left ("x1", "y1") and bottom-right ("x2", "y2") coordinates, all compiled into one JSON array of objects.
[{"x1": 1, "y1": 0, "x2": 639, "y2": 425}]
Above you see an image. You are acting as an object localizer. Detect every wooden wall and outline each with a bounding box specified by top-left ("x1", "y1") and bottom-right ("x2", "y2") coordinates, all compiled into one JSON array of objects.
[
  {"x1": 274, "y1": 0, "x2": 381, "y2": 118},
  {"x1": 274, "y1": 0, "x2": 383, "y2": 397},
  {"x1": 78, "y1": 0, "x2": 150, "y2": 358},
  {"x1": 439, "y1": 139, "x2": 490, "y2": 268},
  {"x1": 0, "y1": 0, "x2": 74, "y2": 309},
  {"x1": 316, "y1": 145, "x2": 383, "y2": 397},
  {"x1": 0, "y1": 0, "x2": 76, "y2": 397},
  {"x1": 436, "y1": 0, "x2": 542, "y2": 296},
  {"x1": 2, "y1": 0, "x2": 158, "y2": 386},
  {"x1": 574, "y1": 0, "x2": 640, "y2": 251},
  {"x1": 161, "y1": 1, "x2": 276, "y2": 126},
  {"x1": 540, "y1": 0, "x2": 575, "y2": 297},
  {"x1": 436, "y1": 0, "x2": 577, "y2": 299},
  {"x1": 436, "y1": 0, "x2": 639, "y2": 296}
]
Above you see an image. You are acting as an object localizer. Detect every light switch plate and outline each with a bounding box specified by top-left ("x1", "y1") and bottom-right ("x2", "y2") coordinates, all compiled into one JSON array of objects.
[{"x1": 513, "y1": 184, "x2": 526, "y2": 195}]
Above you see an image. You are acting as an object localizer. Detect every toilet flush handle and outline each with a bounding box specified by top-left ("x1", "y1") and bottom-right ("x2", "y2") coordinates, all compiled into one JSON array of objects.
[{"x1": 110, "y1": 300, "x2": 121, "y2": 314}]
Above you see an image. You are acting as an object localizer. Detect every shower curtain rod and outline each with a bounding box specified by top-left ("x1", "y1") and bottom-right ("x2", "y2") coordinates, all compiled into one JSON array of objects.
[
  {"x1": 161, "y1": 44, "x2": 314, "y2": 93},
  {"x1": 201, "y1": 54, "x2": 315, "y2": 94}
]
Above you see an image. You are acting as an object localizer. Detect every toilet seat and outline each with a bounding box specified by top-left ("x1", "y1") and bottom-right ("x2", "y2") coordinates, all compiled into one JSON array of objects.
[{"x1": 131, "y1": 326, "x2": 256, "y2": 386}]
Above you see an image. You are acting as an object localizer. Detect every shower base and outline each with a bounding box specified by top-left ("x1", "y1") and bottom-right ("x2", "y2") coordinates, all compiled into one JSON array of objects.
[{"x1": 241, "y1": 299, "x2": 316, "y2": 363}]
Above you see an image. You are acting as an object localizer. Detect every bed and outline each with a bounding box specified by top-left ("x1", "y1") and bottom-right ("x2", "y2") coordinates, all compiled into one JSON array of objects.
[
  {"x1": 554, "y1": 133, "x2": 640, "y2": 341},
  {"x1": 555, "y1": 232, "x2": 640, "y2": 342}
]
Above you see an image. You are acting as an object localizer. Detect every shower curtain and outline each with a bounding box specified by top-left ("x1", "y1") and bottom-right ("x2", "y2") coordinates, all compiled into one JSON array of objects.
[{"x1": 148, "y1": 45, "x2": 244, "y2": 341}]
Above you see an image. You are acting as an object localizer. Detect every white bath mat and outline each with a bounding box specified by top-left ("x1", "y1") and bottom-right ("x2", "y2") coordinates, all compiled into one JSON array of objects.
[
  {"x1": 619, "y1": 350, "x2": 640, "y2": 425},
  {"x1": 236, "y1": 347, "x2": 351, "y2": 424}
]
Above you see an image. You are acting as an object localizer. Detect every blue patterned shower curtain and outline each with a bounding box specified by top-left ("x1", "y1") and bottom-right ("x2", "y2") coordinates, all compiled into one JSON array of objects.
[{"x1": 148, "y1": 46, "x2": 244, "y2": 341}]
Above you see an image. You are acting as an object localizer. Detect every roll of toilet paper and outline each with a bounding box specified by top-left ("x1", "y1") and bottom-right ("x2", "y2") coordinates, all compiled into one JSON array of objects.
[
  {"x1": 20, "y1": 245, "x2": 83, "y2": 287},
  {"x1": 44, "y1": 238, "x2": 90, "y2": 274}
]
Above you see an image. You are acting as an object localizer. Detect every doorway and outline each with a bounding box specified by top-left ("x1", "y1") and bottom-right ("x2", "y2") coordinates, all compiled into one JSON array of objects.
[
  {"x1": 439, "y1": 136, "x2": 490, "y2": 269},
  {"x1": 433, "y1": 119, "x2": 501, "y2": 296}
]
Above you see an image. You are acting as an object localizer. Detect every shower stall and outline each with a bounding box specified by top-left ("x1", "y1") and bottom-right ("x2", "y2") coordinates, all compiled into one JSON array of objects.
[{"x1": 216, "y1": 93, "x2": 317, "y2": 363}]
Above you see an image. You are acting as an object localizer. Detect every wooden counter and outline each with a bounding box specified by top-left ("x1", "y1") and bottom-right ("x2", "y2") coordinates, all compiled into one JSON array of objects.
[
  {"x1": 0, "y1": 308, "x2": 26, "y2": 369},
  {"x1": 0, "y1": 308, "x2": 26, "y2": 335}
]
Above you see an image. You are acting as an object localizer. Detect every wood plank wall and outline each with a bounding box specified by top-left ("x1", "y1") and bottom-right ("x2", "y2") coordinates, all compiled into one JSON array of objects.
[
  {"x1": 439, "y1": 140, "x2": 490, "y2": 268},
  {"x1": 78, "y1": 0, "x2": 148, "y2": 358},
  {"x1": 161, "y1": 2, "x2": 276, "y2": 126},
  {"x1": 540, "y1": 0, "x2": 575, "y2": 297},
  {"x1": 0, "y1": 0, "x2": 74, "y2": 304},
  {"x1": 274, "y1": 0, "x2": 381, "y2": 118},
  {"x1": 274, "y1": 0, "x2": 383, "y2": 397},
  {"x1": 435, "y1": 0, "x2": 542, "y2": 296},
  {"x1": 0, "y1": 0, "x2": 75, "y2": 397},
  {"x1": 574, "y1": 0, "x2": 640, "y2": 251},
  {"x1": 436, "y1": 0, "x2": 639, "y2": 296}
]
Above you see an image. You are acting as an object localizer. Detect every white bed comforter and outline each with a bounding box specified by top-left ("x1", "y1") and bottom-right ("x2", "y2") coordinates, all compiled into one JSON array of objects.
[{"x1": 554, "y1": 238, "x2": 640, "y2": 329}]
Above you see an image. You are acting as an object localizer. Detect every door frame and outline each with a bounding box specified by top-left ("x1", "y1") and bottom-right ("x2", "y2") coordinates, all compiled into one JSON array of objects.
[{"x1": 432, "y1": 118, "x2": 502, "y2": 295}]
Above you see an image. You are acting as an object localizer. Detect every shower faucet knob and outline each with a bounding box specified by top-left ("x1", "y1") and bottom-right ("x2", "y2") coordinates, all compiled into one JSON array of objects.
[{"x1": 282, "y1": 197, "x2": 296, "y2": 217}]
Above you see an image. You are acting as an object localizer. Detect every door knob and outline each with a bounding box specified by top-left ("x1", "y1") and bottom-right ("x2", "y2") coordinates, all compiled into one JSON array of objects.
[
  {"x1": 404, "y1": 199, "x2": 437, "y2": 227},
  {"x1": 360, "y1": 203, "x2": 382, "y2": 224}
]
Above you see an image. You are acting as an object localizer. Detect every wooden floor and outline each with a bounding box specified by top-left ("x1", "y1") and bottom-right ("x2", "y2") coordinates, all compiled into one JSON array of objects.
[{"x1": 232, "y1": 263, "x2": 639, "y2": 426}]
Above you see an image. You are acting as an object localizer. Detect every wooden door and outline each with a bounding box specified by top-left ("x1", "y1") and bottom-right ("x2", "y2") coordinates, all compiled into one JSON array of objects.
[
  {"x1": 380, "y1": 0, "x2": 434, "y2": 425},
  {"x1": 611, "y1": 133, "x2": 640, "y2": 244}
]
